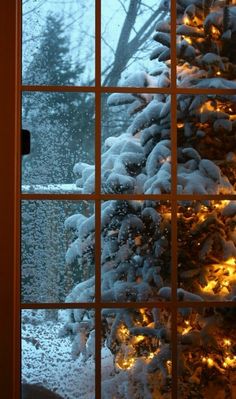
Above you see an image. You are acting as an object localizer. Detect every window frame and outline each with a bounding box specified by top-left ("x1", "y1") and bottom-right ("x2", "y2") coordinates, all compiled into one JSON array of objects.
[{"x1": 0, "y1": 0, "x2": 235, "y2": 398}]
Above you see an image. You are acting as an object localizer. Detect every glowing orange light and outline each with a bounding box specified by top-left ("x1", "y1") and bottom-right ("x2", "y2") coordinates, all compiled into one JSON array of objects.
[
  {"x1": 166, "y1": 360, "x2": 172, "y2": 375},
  {"x1": 183, "y1": 36, "x2": 192, "y2": 44},
  {"x1": 183, "y1": 15, "x2": 190, "y2": 25},
  {"x1": 182, "y1": 326, "x2": 192, "y2": 335},
  {"x1": 211, "y1": 25, "x2": 221, "y2": 39},
  {"x1": 223, "y1": 356, "x2": 236, "y2": 368}
]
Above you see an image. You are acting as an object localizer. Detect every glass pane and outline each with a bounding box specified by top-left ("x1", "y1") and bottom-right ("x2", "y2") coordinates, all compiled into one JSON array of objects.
[
  {"x1": 21, "y1": 92, "x2": 95, "y2": 194},
  {"x1": 100, "y1": 201, "x2": 171, "y2": 303},
  {"x1": 178, "y1": 307, "x2": 236, "y2": 398},
  {"x1": 177, "y1": 94, "x2": 236, "y2": 194},
  {"x1": 178, "y1": 200, "x2": 236, "y2": 301},
  {"x1": 101, "y1": 93, "x2": 171, "y2": 194},
  {"x1": 22, "y1": 0, "x2": 95, "y2": 86},
  {"x1": 22, "y1": 309, "x2": 95, "y2": 399},
  {"x1": 21, "y1": 201, "x2": 94, "y2": 303},
  {"x1": 176, "y1": 0, "x2": 236, "y2": 89},
  {"x1": 101, "y1": 0, "x2": 170, "y2": 87},
  {"x1": 102, "y1": 307, "x2": 172, "y2": 398}
]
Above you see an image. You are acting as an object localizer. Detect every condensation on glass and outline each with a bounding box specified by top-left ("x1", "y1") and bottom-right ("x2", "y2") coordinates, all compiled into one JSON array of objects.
[
  {"x1": 21, "y1": 309, "x2": 95, "y2": 399},
  {"x1": 101, "y1": 92, "x2": 172, "y2": 194},
  {"x1": 177, "y1": 201, "x2": 236, "y2": 301},
  {"x1": 177, "y1": 307, "x2": 236, "y2": 398},
  {"x1": 21, "y1": 200, "x2": 95, "y2": 303},
  {"x1": 21, "y1": 92, "x2": 95, "y2": 194},
  {"x1": 22, "y1": 0, "x2": 95, "y2": 86},
  {"x1": 102, "y1": 307, "x2": 172, "y2": 399},
  {"x1": 101, "y1": 0, "x2": 170, "y2": 87},
  {"x1": 99, "y1": 200, "x2": 171, "y2": 303}
]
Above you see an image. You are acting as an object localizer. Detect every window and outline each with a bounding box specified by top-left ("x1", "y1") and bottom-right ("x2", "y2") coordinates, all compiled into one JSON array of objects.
[{"x1": 0, "y1": 0, "x2": 235, "y2": 398}]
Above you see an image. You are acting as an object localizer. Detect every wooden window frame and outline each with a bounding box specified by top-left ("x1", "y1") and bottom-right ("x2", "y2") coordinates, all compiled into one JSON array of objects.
[{"x1": 0, "y1": 0, "x2": 236, "y2": 398}]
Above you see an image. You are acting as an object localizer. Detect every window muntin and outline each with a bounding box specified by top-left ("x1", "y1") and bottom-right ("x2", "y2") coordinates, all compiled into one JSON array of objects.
[{"x1": 18, "y1": 1, "x2": 236, "y2": 398}]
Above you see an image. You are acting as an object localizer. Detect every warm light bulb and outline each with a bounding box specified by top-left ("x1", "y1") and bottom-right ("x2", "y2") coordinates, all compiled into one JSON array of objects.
[
  {"x1": 183, "y1": 36, "x2": 192, "y2": 44},
  {"x1": 216, "y1": 71, "x2": 221, "y2": 76},
  {"x1": 166, "y1": 360, "x2": 172, "y2": 374},
  {"x1": 223, "y1": 339, "x2": 231, "y2": 346},
  {"x1": 134, "y1": 335, "x2": 145, "y2": 344},
  {"x1": 211, "y1": 25, "x2": 221, "y2": 39},
  {"x1": 183, "y1": 15, "x2": 190, "y2": 25},
  {"x1": 207, "y1": 358, "x2": 214, "y2": 367},
  {"x1": 225, "y1": 257, "x2": 235, "y2": 266}
]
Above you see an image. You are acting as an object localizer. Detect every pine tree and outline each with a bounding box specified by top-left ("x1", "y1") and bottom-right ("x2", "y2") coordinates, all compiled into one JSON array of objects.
[
  {"x1": 23, "y1": 13, "x2": 81, "y2": 86},
  {"x1": 62, "y1": 1, "x2": 236, "y2": 397},
  {"x1": 22, "y1": 14, "x2": 94, "y2": 187},
  {"x1": 21, "y1": 14, "x2": 94, "y2": 307}
]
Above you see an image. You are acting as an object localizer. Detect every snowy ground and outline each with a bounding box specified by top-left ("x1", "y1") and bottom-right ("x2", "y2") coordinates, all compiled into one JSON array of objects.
[
  {"x1": 22, "y1": 184, "x2": 81, "y2": 194},
  {"x1": 22, "y1": 315, "x2": 114, "y2": 399}
]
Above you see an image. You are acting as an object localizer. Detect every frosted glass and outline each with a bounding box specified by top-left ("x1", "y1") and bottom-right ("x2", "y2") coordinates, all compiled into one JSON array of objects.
[
  {"x1": 22, "y1": 0, "x2": 95, "y2": 86},
  {"x1": 21, "y1": 200, "x2": 94, "y2": 303},
  {"x1": 21, "y1": 92, "x2": 95, "y2": 194},
  {"x1": 21, "y1": 309, "x2": 95, "y2": 399}
]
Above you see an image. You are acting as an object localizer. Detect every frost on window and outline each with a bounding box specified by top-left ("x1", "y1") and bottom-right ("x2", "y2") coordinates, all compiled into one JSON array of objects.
[
  {"x1": 22, "y1": 0, "x2": 95, "y2": 86},
  {"x1": 178, "y1": 201, "x2": 236, "y2": 301},
  {"x1": 102, "y1": 308, "x2": 172, "y2": 398},
  {"x1": 101, "y1": 0, "x2": 170, "y2": 87},
  {"x1": 21, "y1": 309, "x2": 95, "y2": 399},
  {"x1": 101, "y1": 93, "x2": 171, "y2": 194},
  {"x1": 178, "y1": 307, "x2": 236, "y2": 398},
  {"x1": 176, "y1": 0, "x2": 236, "y2": 89},
  {"x1": 21, "y1": 92, "x2": 94, "y2": 194},
  {"x1": 21, "y1": 201, "x2": 94, "y2": 303},
  {"x1": 177, "y1": 95, "x2": 236, "y2": 194}
]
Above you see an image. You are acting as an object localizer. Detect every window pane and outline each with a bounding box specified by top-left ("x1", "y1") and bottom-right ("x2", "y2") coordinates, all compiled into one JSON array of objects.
[
  {"x1": 22, "y1": 0, "x2": 95, "y2": 86},
  {"x1": 21, "y1": 201, "x2": 95, "y2": 303},
  {"x1": 101, "y1": 201, "x2": 171, "y2": 303},
  {"x1": 21, "y1": 309, "x2": 95, "y2": 399},
  {"x1": 102, "y1": 307, "x2": 172, "y2": 398},
  {"x1": 101, "y1": 0, "x2": 170, "y2": 87},
  {"x1": 21, "y1": 92, "x2": 95, "y2": 194},
  {"x1": 177, "y1": 95, "x2": 236, "y2": 194},
  {"x1": 178, "y1": 307, "x2": 236, "y2": 398},
  {"x1": 176, "y1": 0, "x2": 236, "y2": 89},
  {"x1": 178, "y1": 201, "x2": 236, "y2": 301},
  {"x1": 101, "y1": 93, "x2": 171, "y2": 194}
]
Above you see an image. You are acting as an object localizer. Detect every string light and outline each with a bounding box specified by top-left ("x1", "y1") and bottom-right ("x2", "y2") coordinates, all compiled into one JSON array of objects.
[
  {"x1": 223, "y1": 339, "x2": 231, "y2": 347},
  {"x1": 183, "y1": 15, "x2": 190, "y2": 25},
  {"x1": 211, "y1": 25, "x2": 221, "y2": 40}
]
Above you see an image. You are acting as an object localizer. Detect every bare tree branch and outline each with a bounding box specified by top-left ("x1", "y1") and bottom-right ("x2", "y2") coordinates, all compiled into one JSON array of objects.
[{"x1": 102, "y1": 1, "x2": 166, "y2": 86}]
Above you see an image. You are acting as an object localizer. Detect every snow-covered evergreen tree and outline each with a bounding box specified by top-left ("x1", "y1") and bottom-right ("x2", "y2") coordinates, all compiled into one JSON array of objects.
[{"x1": 61, "y1": 1, "x2": 236, "y2": 397}]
